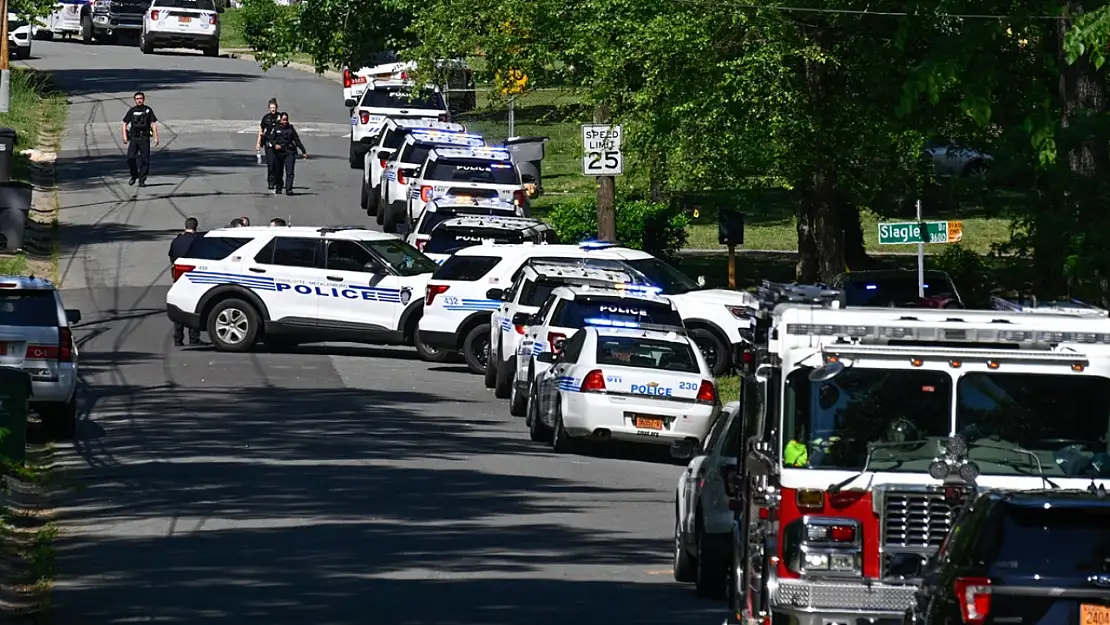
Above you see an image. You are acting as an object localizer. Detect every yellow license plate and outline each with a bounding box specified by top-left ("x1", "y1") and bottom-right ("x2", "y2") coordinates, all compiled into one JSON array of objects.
[
  {"x1": 178, "y1": 16, "x2": 191, "y2": 22},
  {"x1": 635, "y1": 417, "x2": 663, "y2": 430},
  {"x1": 1081, "y1": 605, "x2": 1110, "y2": 625}
]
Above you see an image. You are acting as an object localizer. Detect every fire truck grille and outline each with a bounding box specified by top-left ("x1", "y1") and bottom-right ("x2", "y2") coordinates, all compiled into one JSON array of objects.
[
  {"x1": 881, "y1": 490, "x2": 959, "y2": 548},
  {"x1": 774, "y1": 580, "x2": 917, "y2": 612}
]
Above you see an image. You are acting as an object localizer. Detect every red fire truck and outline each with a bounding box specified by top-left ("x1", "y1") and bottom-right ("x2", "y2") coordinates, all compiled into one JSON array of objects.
[{"x1": 724, "y1": 282, "x2": 1110, "y2": 625}]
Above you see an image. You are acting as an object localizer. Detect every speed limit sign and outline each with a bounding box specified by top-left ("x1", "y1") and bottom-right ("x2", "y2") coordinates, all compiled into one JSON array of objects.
[{"x1": 582, "y1": 124, "x2": 623, "y2": 176}]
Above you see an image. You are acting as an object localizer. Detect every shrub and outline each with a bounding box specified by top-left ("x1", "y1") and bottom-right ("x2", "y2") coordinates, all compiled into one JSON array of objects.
[
  {"x1": 932, "y1": 244, "x2": 992, "y2": 307},
  {"x1": 547, "y1": 197, "x2": 689, "y2": 259}
]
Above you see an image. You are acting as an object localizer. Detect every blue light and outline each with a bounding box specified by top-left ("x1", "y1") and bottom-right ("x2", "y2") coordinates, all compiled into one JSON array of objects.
[
  {"x1": 616, "y1": 284, "x2": 663, "y2": 295},
  {"x1": 865, "y1": 284, "x2": 877, "y2": 290},
  {"x1": 584, "y1": 317, "x2": 641, "y2": 328},
  {"x1": 580, "y1": 239, "x2": 617, "y2": 250}
]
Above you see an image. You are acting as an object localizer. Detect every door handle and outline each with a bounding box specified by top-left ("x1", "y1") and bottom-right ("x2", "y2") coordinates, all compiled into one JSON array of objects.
[
  {"x1": 248, "y1": 267, "x2": 266, "y2": 273},
  {"x1": 326, "y1": 276, "x2": 343, "y2": 282}
]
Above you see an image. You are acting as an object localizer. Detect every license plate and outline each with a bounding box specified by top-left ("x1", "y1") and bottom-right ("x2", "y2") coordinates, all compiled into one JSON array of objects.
[
  {"x1": 1081, "y1": 605, "x2": 1110, "y2": 625},
  {"x1": 178, "y1": 15, "x2": 191, "y2": 22},
  {"x1": 634, "y1": 416, "x2": 663, "y2": 430}
]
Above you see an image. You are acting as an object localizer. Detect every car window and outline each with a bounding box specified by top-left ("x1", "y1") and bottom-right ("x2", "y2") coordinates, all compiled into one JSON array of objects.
[
  {"x1": 326, "y1": 240, "x2": 381, "y2": 273},
  {"x1": 536, "y1": 294, "x2": 559, "y2": 324},
  {"x1": 432, "y1": 255, "x2": 500, "y2": 281},
  {"x1": 364, "y1": 239, "x2": 439, "y2": 277},
  {"x1": 560, "y1": 331, "x2": 587, "y2": 363},
  {"x1": 416, "y1": 211, "x2": 453, "y2": 235},
  {"x1": 361, "y1": 87, "x2": 445, "y2": 110},
  {"x1": 425, "y1": 158, "x2": 520, "y2": 185},
  {"x1": 425, "y1": 226, "x2": 525, "y2": 255},
  {"x1": 742, "y1": 376, "x2": 763, "y2": 448},
  {"x1": 519, "y1": 279, "x2": 557, "y2": 307},
  {"x1": 622, "y1": 258, "x2": 699, "y2": 295},
  {"x1": 383, "y1": 129, "x2": 412, "y2": 150},
  {"x1": 400, "y1": 144, "x2": 431, "y2": 166},
  {"x1": 505, "y1": 270, "x2": 529, "y2": 303},
  {"x1": 186, "y1": 236, "x2": 251, "y2": 261},
  {"x1": 155, "y1": 0, "x2": 215, "y2": 8},
  {"x1": 595, "y1": 336, "x2": 700, "y2": 373},
  {"x1": 267, "y1": 237, "x2": 317, "y2": 268},
  {"x1": 703, "y1": 410, "x2": 734, "y2": 454},
  {"x1": 990, "y1": 503, "x2": 1110, "y2": 574},
  {"x1": 841, "y1": 274, "x2": 954, "y2": 306},
  {"x1": 556, "y1": 297, "x2": 684, "y2": 329},
  {"x1": 0, "y1": 290, "x2": 57, "y2": 327}
]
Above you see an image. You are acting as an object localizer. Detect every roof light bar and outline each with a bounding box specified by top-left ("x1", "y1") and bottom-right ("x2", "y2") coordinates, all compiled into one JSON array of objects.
[
  {"x1": 786, "y1": 323, "x2": 1110, "y2": 345},
  {"x1": 825, "y1": 344, "x2": 1090, "y2": 365},
  {"x1": 584, "y1": 318, "x2": 687, "y2": 334},
  {"x1": 579, "y1": 240, "x2": 618, "y2": 250},
  {"x1": 990, "y1": 295, "x2": 1109, "y2": 317}
]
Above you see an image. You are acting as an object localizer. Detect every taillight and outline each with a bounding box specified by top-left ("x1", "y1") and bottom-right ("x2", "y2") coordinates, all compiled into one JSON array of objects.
[
  {"x1": 955, "y1": 577, "x2": 991, "y2": 625},
  {"x1": 343, "y1": 68, "x2": 352, "y2": 88},
  {"x1": 171, "y1": 264, "x2": 195, "y2": 282},
  {"x1": 415, "y1": 239, "x2": 427, "y2": 251},
  {"x1": 580, "y1": 369, "x2": 606, "y2": 393},
  {"x1": 547, "y1": 331, "x2": 566, "y2": 353},
  {"x1": 721, "y1": 466, "x2": 739, "y2": 497},
  {"x1": 425, "y1": 284, "x2": 449, "y2": 305},
  {"x1": 512, "y1": 189, "x2": 526, "y2": 206},
  {"x1": 59, "y1": 327, "x2": 74, "y2": 362},
  {"x1": 420, "y1": 186, "x2": 433, "y2": 202},
  {"x1": 514, "y1": 324, "x2": 526, "y2": 334},
  {"x1": 150, "y1": 9, "x2": 159, "y2": 19},
  {"x1": 359, "y1": 111, "x2": 370, "y2": 125},
  {"x1": 380, "y1": 159, "x2": 387, "y2": 168},
  {"x1": 397, "y1": 170, "x2": 406, "y2": 185},
  {"x1": 399, "y1": 71, "x2": 409, "y2": 80},
  {"x1": 208, "y1": 13, "x2": 216, "y2": 24},
  {"x1": 695, "y1": 379, "x2": 716, "y2": 404}
]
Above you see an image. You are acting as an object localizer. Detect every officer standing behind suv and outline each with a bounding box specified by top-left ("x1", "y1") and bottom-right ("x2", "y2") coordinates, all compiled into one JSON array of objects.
[
  {"x1": 255, "y1": 98, "x2": 283, "y2": 189},
  {"x1": 121, "y1": 91, "x2": 160, "y2": 187},
  {"x1": 168, "y1": 217, "x2": 205, "y2": 347},
  {"x1": 269, "y1": 113, "x2": 308, "y2": 196}
]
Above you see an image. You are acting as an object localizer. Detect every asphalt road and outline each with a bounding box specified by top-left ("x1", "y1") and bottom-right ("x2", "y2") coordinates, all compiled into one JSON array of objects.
[{"x1": 17, "y1": 41, "x2": 725, "y2": 624}]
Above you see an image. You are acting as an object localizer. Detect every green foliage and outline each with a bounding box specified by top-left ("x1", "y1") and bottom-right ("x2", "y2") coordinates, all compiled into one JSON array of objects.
[
  {"x1": 931, "y1": 244, "x2": 992, "y2": 307},
  {"x1": 11, "y1": 0, "x2": 59, "y2": 20},
  {"x1": 547, "y1": 196, "x2": 689, "y2": 259},
  {"x1": 235, "y1": 0, "x2": 299, "y2": 69}
]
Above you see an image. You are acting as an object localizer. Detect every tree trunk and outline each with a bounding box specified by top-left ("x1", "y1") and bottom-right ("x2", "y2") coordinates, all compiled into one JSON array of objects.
[
  {"x1": 649, "y1": 151, "x2": 665, "y2": 203},
  {"x1": 594, "y1": 103, "x2": 617, "y2": 241},
  {"x1": 840, "y1": 201, "x2": 869, "y2": 270}
]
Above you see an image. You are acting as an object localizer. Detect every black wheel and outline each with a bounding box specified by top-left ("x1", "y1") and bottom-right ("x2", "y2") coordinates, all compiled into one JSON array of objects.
[
  {"x1": 673, "y1": 503, "x2": 696, "y2": 583},
  {"x1": 462, "y1": 323, "x2": 490, "y2": 375},
  {"x1": 414, "y1": 330, "x2": 451, "y2": 363},
  {"x1": 40, "y1": 396, "x2": 76, "y2": 441},
  {"x1": 139, "y1": 31, "x2": 152, "y2": 53},
  {"x1": 203, "y1": 44, "x2": 218, "y2": 57},
  {"x1": 374, "y1": 194, "x2": 385, "y2": 224},
  {"x1": 383, "y1": 203, "x2": 401, "y2": 233},
  {"x1": 13, "y1": 47, "x2": 28, "y2": 60},
  {"x1": 80, "y1": 16, "x2": 93, "y2": 44},
  {"x1": 694, "y1": 527, "x2": 727, "y2": 599},
  {"x1": 348, "y1": 143, "x2": 361, "y2": 169},
  {"x1": 551, "y1": 405, "x2": 580, "y2": 454},
  {"x1": 494, "y1": 354, "x2": 514, "y2": 399},
  {"x1": 360, "y1": 180, "x2": 370, "y2": 211},
  {"x1": 690, "y1": 327, "x2": 730, "y2": 377},
  {"x1": 483, "y1": 343, "x2": 498, "y2": 389},
  {"x1": 527, "y1": 383, "x2": 550, "y2": 442},
  {"x1": 206, "y1": 298, "x2": 260, "y2": 352},
  {"x1": 508, "y1": 369, "x2": 528, "y2": 417}
]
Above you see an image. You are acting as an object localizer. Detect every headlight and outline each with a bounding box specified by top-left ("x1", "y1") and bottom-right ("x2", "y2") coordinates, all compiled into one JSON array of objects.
[
  {"x1": 93, "y1": 0, "x2": 109, "y2": 8},
  {"x1": 804, "y1": 552, "x2": 859, "y2": 572},
  {"x1": 783, "y1": 517, "x2": 863, "y2": 577}
]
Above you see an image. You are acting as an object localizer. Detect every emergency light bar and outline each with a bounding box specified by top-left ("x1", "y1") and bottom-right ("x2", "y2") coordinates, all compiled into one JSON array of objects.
[
  {"x1": 785, "y1": 322, "x2": 1110, "y2": 346},
  {"x1": 395, "y1": 119, "x2": 465, "y2": 131},
  {"x1": 584, "y1": 318, "x2": 688, "y2": 334},
  {"x1": 434, "y1": 147, "x2": 511, "y2": 161},
  {"x1": 822, "y1": 344, "x2": 1089, "y2": 366},
  {"x1": 429, "y1": 195, "x2": 517, "y2": 209},
  {"x1": 445, "y1": 216, "x2": 543, "y2": 228},
  {"x1": 579, "y1": 240, "x2": 618, "y2": 250},
  {"x1": 990, "y1": 295, "x2": 1108, "y2": 317},
  {"x1": 410, "y1": 131, "x2": 485, "y2": 147},
  {"x1": 757, "y1": 280, "x2": 845, "y2": 312}
]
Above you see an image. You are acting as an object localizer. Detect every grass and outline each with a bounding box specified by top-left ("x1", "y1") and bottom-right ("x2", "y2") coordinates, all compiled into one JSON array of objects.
[{"x1": 718, "y1": 375, "x2": 740, "y2": 405}]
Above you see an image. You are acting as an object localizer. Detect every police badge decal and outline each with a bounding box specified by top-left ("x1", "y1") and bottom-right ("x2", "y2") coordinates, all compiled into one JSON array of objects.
[{"x1": 400, "y1": 287, "x2": 412, "y2": 305}]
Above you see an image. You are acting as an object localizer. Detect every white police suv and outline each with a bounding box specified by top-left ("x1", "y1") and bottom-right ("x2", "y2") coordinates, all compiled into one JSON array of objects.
[
  {"x1": 349, "y1": 79, "x2": 450, "y2": 169},
  {"x1": 362, "y1": 119, "x2": 465, "y2": 215},
  {"x1": 139, "y1": 0, "x2": 220, "y2": 56},
  {"x1": 485, "y1": 258, "x2": 645, "y2": 397},
  {"x1": 405, "y1": 146, "x2": 527, "y2": 228},
  {"x1": 166, "y1": 226, "x2": 441, "y2": 354},
  {"x1": 526, "y1": 324, "x2": 719, "y2": 454},
  {"x1": 379, "y1": 131, "x2": 486, "y2": 232},
  {"x1": 410, "y1": 216, "x2": 556, "y2": 264}
]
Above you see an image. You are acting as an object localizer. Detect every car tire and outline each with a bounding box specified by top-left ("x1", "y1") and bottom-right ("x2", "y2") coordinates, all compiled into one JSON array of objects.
[
  {"x1": 551, "y1": 406, "x2": 579, "y2": 454},
  {"x1": 40, "y1": 396, "x2": 77, "y2": 441},
  {"x1": 461, "y1": 324, "x2": 490, "y2": 375},
  {"x1": 483, "y1": 344, "x2": 498, "y2": 389},
  {"x1": 348, "y1": 143, "x2": 361, "y2": 169},
  {"x1": 203, "y1": 44, "x2": 218, "y2": 57},
  {"x1": 139, "y1": 31, "x2": 152, "y2": 54},
  {"x1": 382, "y1": 204, "x2": 400, "y2": 234},
  {"x1": 508, "y1": 374, "x2": 528, "y2": 417},
  {"x1": 414, "y1": 330, "x2": 451, "y2": 363},
  {"x1": 694, "y1": 526, "x2": 727, "y2": 599},
  {"x1": 360, "y1": 180, "x2": 369, "y2": 211},
  {"x1": 673, "y1": 503, "x2": 697, "y2": 583},
  {"x1": 375, "y1": 195, "x2": 385, "y2": 225},
  {"x1": 494, "y1": 354, "x2": 514, "y2": 399},
  {"x1": 690, "y1": 327, "x2": 730, "y2": 377},
  {"x1": 526, "y1": 384, "x2": 550, "y2": 442},
  {"x1": 80, "y1": 15, "x2": 93, "y2": 44},
  {"x1": 207, "y1": 298, "x2": 260, "y2": 352}
]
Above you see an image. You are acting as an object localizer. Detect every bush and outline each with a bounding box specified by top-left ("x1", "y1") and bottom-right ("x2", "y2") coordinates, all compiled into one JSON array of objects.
[
  {"x1": 547, "y1": 197, "x2": 689, "y2": 259},
  {"x1": 932, "y1": 244, "x2": 992, "y2": 307},
  {"x1": 236, "y1": 0, "x2": 297, "y2": 60}
]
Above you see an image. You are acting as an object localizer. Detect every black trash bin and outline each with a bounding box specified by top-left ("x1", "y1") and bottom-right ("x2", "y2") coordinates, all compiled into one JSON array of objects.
[
  {"x1": 0, "y1": 128, "x2": 16, "y2": 183},
  {"x1": 0, "y1": 181, "x2": 32, "y2": 253},
  {"x1": 504, "y1": 136, "x2": 550, "y2": 195},
  {"x1": 0, "y1": 367, "x2": 31, "y2": 467}
]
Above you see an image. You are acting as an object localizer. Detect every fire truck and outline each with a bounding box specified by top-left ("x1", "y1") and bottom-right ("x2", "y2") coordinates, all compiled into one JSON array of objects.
[{"x1": 725, "y1": 281, "x2": 1110, "y2": 625}]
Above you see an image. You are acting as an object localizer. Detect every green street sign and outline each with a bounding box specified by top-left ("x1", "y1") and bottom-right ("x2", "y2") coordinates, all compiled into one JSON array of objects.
[{"x1": 878, "y1": 221, "x2": 963, "y2": 245}]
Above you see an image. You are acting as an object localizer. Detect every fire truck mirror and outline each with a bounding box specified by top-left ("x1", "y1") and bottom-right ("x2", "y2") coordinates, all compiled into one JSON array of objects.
[{"x1": 808, "y1": 360, "x2": 845, "y2": 382}]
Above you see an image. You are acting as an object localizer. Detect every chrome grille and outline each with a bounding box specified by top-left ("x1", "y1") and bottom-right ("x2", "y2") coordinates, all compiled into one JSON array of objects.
[{"x1": 881, "y1": 490, "x2": 958, "y2": 549}]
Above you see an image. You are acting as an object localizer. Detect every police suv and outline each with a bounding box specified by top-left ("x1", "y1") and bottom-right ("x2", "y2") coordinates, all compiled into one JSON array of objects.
[
  {"x1": 139, "y1": 0, "x2": 220, "y2": 56},
  {"x1": 362, "y1": 119, "x2": 465, "y2": 215},
  {"x1": 378, "y1": 131, "x2": 487, "y2": 232},
  {"x1": 405, "y1": 146, "x2": 528, "y2": 228},
  {"x1": 166, "y1": 226, "x2": 441, "y2": 354},
  {"x1": 526, "y1": 325, "x2": 718, "y2": 454},
  {"x1": 406, "y1": 196, "x2": 523, "y2": 258},
  {"x1": 348, "y1": 79, "x2": 450, "y2": 169},
  {"x1": 487, "y1": 258, "x2": 645, "y2": 396},
  {"x1": 410, "y1": 216, "x2": 556, "y2": 264},
  {"x1": 510, "y1": 283, "x2": 688, "y2": 418}
]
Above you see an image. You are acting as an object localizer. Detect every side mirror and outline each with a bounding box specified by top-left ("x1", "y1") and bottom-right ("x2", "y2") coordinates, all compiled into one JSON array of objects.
[
  {"x1": 697, "y1": 275, "x2": 706, "y2": 287},
  {"x1": 670, "y1": 439, "x2": 697, "y2": 460},
  {"x1": 511, "y1": 312, "x2": 531, "y2": 326},
  {"x1": 521, "y1": 173, "x2": 536, "y2": 184},
  {"x1": 486, "y1": 288, "x2": 505, "y2": 300},
  {"x1": 536, "y1": 352, "x2": 554, "y2": 364},
  {"x1": 344, "y1": 98, "x2": 356, "y2": 109},
  {"x1": 552, "y1": 337, "x2": 566, "y2": 352},
  {"x1": 215, "y1": 5, "x2": 224, "y2": 12},
  {"x1": 65, "y1": 309, "x2": 81, "y2": 325}
]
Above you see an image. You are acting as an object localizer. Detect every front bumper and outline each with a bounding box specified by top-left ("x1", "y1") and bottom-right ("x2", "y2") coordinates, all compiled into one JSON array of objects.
[
  {"x1": 167, "y1": 304, "x2": 202, "y2": 330},
  {"x1": 92, "y1": 14, "x2": 142, "y2": 29},
  {"x1": 771, "y1": 579, "x2": 915, "y2": 625},
  {"x1": 561, "y1": 394, "x2": 716, "y2": 445}
]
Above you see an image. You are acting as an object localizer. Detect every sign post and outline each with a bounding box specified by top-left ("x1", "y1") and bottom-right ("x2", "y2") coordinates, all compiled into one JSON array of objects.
[
  {"x1": 582, "y1": 122, "x2": 623, "y2": 241},
  {"x1": 718, "y1": 210, "x2": 745, "y2": 289},
  {"x1": 877, "y1": 212, "x2": 963, "y2": 297}
]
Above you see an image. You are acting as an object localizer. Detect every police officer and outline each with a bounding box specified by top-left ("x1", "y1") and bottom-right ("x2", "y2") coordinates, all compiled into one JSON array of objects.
[
  {"x1": 269, "y1": 113, "x2": 308, "y2": 196},
  {"x1": 168, "y1": 217, "x2": 205, "y2": 347},
  {"x1": 121, "y1": 91, "x2": 159, "y2": 187},
  {"x1": 269, "y1": 217, "x2": 287, "y2": 226},
  {"x1": 255, "y1": 98, "x2": 282, "y2": 189}
]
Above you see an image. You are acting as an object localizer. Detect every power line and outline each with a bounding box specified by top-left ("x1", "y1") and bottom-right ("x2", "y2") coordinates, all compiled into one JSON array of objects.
[{"x1": 666, "y1": 0, "x2": 1066, "y2": 20}]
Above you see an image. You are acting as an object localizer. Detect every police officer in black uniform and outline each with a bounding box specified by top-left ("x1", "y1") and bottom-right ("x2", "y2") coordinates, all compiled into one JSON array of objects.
[
  {"x1": 269, "y1": 113, "x2": 308, "y2": 195},
  {"x1": 121, "y1": 91, "x2": 159, "y2": 187},
  {"x1": 168, "y1": 217, "x2": 205, "y2": 347},
  {"x1": 255, "y1": 98, "x2": 283, "y2": 189}
]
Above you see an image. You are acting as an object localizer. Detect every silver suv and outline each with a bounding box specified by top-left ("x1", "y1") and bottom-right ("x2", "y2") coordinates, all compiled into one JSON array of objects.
[{"x1": 0, "y1": 277, "x2": 81, "y2": 439}]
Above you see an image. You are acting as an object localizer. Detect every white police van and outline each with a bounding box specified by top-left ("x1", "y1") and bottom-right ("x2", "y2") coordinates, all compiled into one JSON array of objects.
[
  {"x1": 379, "y1": 131, "x2": 486, "y2": 232},
  {"x1": 362, "y1": 119, "x2": 465, "y2": 215},
  {"x1": 410, "y1": 215, "x2": 556, "y2": 265},
  {"x1": 486, "y1": 258, "x2": 645, "y2": 396},
  {"x1": 405, "y1": 146, "x2": 527, "y2": 229},
  {"x1": 166, "y1": 226, "x2": 442, "y2": 354},
  {"x1": 349, "y1": 79, "x2": 450, "y2": 169}
]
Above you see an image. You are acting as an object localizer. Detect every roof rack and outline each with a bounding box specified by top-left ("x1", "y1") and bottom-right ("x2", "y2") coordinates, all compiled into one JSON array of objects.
[
  {"x1": 755, "y1": 280, "x2": 846, "y2": 312},
  {"x1": 316, "y1": 226, "x2": 368, "y2": 234},
  {"x1": 584, "y1": 319, "x2": 688, "y2": 334},
  {"x1": 990, "y1": 295, "x2": 1108, "y2": 317}
]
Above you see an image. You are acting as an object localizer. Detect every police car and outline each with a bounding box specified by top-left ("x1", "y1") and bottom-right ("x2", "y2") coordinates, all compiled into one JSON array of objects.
[
  {"x1": 165, "y1": 226, "x2": 442, "y2": 355},
  {"x1": 7, "y1": 13, "x2": 32, "y2": 59},
  {"x1": 139, "y1": 0, "x2": 220, "y2": 56},
  {"x1": 361, "y1": 119, "x2": 465, "y2": 215},
  {"x1": 405, "y1": 146, "x2": 527, "y2": 228},
  {"x1": 486, "y1": 258, "x2": 646, "y2": 395},
  {"x1": 348, "y1": 79, "x2": 450, "y2": 169},
  {"x1": 513, "y1": 285, "x2": 703, "y2": 430},
  {"x1": 406, "y1": 196, "x2": 523, "y2": 258},
  {"x1": 378, "y1": 131, "x2": 487, "y2": 232},
  {"x1": 410, "y1": 215, "x2": 556, "y2": 264}
]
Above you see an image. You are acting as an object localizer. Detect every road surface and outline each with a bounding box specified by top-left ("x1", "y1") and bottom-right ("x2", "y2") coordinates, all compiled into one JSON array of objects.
[{"x1": 19, "y1": 41, "x2": 725, "y2": 624}]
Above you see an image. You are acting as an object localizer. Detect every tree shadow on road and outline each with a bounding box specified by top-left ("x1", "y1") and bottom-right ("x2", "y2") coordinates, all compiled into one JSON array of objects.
[
  {"x1": 47, "y1": 67, "x2": 259, "y2": 98},
  {"x1": 57, "y1": 148, "x2": 262, "y2": 192}
]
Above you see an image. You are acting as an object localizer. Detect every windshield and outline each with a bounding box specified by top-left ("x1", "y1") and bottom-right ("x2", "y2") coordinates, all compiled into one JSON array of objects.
[
  {"x1": 783, "y1": 366, "x2": 953, "y2": 470},
  {"x1": 956, "y1": 372, "x2": 1110, "y2": 478},
  {"x1": 425, "y1": 227, "x2": 525, "y2": 255},
  {"x1": 841, "y1": 274, "x2": 954, "y2": 306},
  {"x1": 554, "y1": 297, "x2": 684, "y2": 329},
  {"x1": 425, "y1": 159, "x2": 520, "y2": 185},
  {"x1": 361, "y1": 87, "x2": 445, "y2": 110},
  {"x1": 623, "y1": 258, "x2": 700, "y2": 295},
  {"x1": 383, "y1": 129, "x2": 413, "y2": 150},
  {"x1": 365, "y1": 239, "x2": 439, "y2": 276},
  {"x1": 596, "y1": 336, "x2": 700, "y2": 373},
  {"x1": 399, "y1": 144, "x2": 431, "y2": 165},
  {"x1": 417, "y1": 209, "x2": 518, "y2": 235}
]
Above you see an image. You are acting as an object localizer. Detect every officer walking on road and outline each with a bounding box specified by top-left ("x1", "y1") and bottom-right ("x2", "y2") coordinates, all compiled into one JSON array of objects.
[
  {"x1": 169, "y1": 217, "x2": 205, "y2": 347},
  {"x1": 269, "y1": 113, "x2": 308, "y2": 196},
  {"x1": 121, "y1": 91, "x2": 159, "y2": 187},
  {"x1": 255, "y1": 98, "x2": 283, "y2": 189}
]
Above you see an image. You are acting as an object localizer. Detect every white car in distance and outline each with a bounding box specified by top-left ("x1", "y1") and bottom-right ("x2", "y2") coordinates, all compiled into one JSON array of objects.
[{"x1": 139, "y1": 0, "x2": 221, "y2": 56}]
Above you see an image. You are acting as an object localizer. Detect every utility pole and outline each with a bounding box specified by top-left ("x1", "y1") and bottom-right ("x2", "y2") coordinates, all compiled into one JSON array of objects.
[
  {"x1": 0, "y1": 0, "x2": 9, "y2": 114},
  {"x1": 594, "y1": 103, "x2": 615, "y2": 241}
]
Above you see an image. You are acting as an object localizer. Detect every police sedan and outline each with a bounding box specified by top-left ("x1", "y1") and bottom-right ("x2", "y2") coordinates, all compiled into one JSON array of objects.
[{"x1": 525, "y1": 324, "x2": 720, "y2": 454}]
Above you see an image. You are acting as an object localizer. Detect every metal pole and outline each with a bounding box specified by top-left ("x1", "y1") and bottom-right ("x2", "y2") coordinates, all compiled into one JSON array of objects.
[
  {"x1": 916, "y1": 198, "x2": 925, "y2": 298},
  {"x1": 508, "y1": 95, "x2": 515, "y2": 138},
  {"x1": 0, "y1": 0, "x2": 10, "y2": 114}
]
